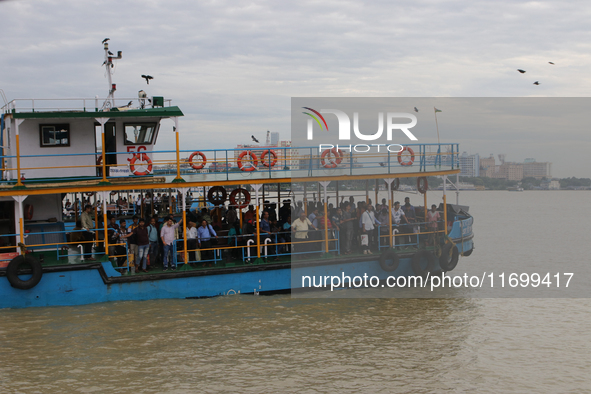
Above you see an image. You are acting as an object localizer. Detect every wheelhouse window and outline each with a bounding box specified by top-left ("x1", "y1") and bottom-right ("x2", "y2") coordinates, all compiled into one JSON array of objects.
[
  {"x1": 40, "y1": 124, "x2": 70, "y2": 147},
  {"x1": 124, "y1": 123, "x2": 157, "y2": 145}
]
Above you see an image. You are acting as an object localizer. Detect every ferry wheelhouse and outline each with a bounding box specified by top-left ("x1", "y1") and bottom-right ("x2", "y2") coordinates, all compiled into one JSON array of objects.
[{"x1": 0, "y1": 42, "x2": 474, "y2": 308}]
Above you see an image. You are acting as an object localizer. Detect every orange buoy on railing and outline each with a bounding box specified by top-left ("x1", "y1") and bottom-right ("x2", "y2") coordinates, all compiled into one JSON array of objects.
[
  {"x1": 238, "y1": 151, "x2": 257, "y2": 171},
  {"x1": 397, "y1": 146, "x2": 415, "y2": 166},
  {"x1": 229, "y1": 188, "x2": 251, "y2": 209},
  {"x1": 321, "y1": 148, "x2": 341, "y2": 168},
  {"x1": 188, "y1": 151, "x2": 207, "y2": 170},
  {"x1": 129, "y1": 153, "x2": 153, "y2": 176},
  {"x1": 261, "y1": 150, "x2": 277, "y2": 167}
]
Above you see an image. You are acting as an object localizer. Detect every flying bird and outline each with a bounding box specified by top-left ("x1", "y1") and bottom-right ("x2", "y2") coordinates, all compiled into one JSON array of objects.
[
  {"x1": 251, "y1": 135, "x2": 259, "y2": 143},
  {"x1": 414, "y1": 107, "x2": 419, "y2": 112},
  {"x1": 102, "y1": 38, "x2": 110, "y2": 44},
  {"x1": 141, "y1": 75, "x2": 153, "y2": 84},
  {"x1": 379, "y1": 162, "x2": 386, "y2": 167},
  {"x1": 548, "y1": 62, "x2": 555, "y2": 65},
  {"x1": 533, "y1": 81, "x2": 540, "y2": 85},
  {"x1": 517, "y1": 69, "x2": 526, "y2": 73}
]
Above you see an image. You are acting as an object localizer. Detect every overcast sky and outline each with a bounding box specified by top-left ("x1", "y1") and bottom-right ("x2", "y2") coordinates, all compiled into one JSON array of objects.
[{"x1": 1, "y1": 0, "x2": 590, "y2": 177}]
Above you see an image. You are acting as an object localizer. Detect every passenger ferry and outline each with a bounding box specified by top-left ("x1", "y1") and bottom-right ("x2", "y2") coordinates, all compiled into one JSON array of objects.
[{"x1": 0, "y1": 42, "x2": 474, "y2": 308}]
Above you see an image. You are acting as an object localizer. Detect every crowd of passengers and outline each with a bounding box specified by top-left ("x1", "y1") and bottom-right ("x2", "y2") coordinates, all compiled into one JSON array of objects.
[{"x1": 68, "y1": 195, "x2": 445, "y2": 273}]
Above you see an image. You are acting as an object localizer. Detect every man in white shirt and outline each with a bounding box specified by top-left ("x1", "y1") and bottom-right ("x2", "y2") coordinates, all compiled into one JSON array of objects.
[
  {"x1": 391, "y1": 201, "x2": 410, "y2": 247},
  {"x1": 361, "y1": 205, "x2": 378, "y2": 254},
  {"x1": 291, "y1": 212, "x2": 317, "y2": 254},
  {"x1": 186, "y1": 221, "x2": 198, "y2": 263}
]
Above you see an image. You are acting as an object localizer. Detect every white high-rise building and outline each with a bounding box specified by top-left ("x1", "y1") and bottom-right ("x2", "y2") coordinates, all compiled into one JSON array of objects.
[
  {"x1": 270, "y1": 132, "x2": 280, "y2": 146},
  {"x1": 460, "y1": 152, "x2": 480, "y2": 177}
]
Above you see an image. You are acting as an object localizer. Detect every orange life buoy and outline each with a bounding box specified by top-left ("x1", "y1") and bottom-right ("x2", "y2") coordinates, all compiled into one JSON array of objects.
[
  {"x1": 320, "y1": 148, "x2": 340, "y2": 168},
  {"x1": 261, "y1": 150, "x2": 278, "y2": 167},
  {"x1": 397, "y1": 146, "x2": 415, "y2": 166},
  {"x1": 417, "y1": 177, "x2": 428, "y2": 194},
  {"x1": 188, "y1": 151, "x2": 207, "y2": 170},
  {"x1": 24, "y1": 204, "x2": 33, "y2": 220},
  {"x1": 229, "y1": 188, "x2": 251, "y2": 209},
  {"x1": 238, "y1": 151, "x2": 257, "y2": 171},
  {"x1": 129, "y1": 153, "x2": 153, "y2": 176}
]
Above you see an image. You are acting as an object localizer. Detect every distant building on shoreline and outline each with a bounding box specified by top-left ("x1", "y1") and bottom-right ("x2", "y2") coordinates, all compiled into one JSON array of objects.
[{"x1": 467, "y1": 153, "x2": 552, "y2": 181}]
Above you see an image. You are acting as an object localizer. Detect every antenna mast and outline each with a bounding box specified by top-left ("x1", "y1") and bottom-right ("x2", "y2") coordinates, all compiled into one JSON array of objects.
[{"x1": 101, "y1": 39, "x2": 122, "y2": 110}]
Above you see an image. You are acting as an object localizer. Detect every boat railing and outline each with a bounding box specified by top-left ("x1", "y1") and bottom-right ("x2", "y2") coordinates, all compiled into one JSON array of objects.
[
  {"x1": 172, "y1": 229, "x2": 339, "y2": 265},
  {"x1": 377, "y1": 220, "x2": 445, "y2": 250},
  {"x1": 0, "y1": 227, "x2": 103, "y2": 261},
  {"x1": 0, "y1": 144, "x2": 460, "y2": 185},
  {"x1": 1, "y1": 213, "x2": 458, "y2": 274},
  {"x1": 1, "y1": 97, "x2": 174, "y2": 114}
]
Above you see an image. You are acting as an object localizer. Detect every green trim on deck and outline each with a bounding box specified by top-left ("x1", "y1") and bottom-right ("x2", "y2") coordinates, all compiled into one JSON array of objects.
[{"x1": 11, "y1": 106, "x2": 184, "y2": 119}]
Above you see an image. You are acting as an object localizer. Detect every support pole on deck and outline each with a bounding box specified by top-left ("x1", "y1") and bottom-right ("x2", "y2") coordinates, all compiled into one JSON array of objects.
[
  {"x1": 95, "y1": 117, "x2": 110, "y2": 185},
  {"x1": 250, "y1": 184, "x2": 263, "y2": 260},
  {"x1": 12, "y1": 195, "x2": 26, "y2": 255},
  {"x1": 14, "y1": 119, "x2": 25, "y2": 189},
  {"x1": 102, "y1": 191, "x2": 109, "y2": 258},
  {"x1": 456, "y1": 172, "x2": 460, "y2": 205},
  {"x1": 443, "y1": 175, "x2": 448, "y2": 235},
  {"x1": 178, "y1": 187, "x2": 189, "y2": 264},
  {"x1": 171, "y1": 118, "x2": 185, "y2": 183},
  {"x1": 383, "y1": 179, "x2": 394, "y2": 248},
  {"x1": 320, "y1": 181, "x2": 330, "y2": 253}
]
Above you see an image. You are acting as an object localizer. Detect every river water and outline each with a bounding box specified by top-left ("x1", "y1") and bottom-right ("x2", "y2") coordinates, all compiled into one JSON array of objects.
[{"x1": 1, "y1": 191, "x2": 590, "y2": 393}]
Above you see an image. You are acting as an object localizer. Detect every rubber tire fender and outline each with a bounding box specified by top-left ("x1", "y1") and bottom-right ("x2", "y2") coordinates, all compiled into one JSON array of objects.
[
  {"x1": 229, "y1": 188, "x2": 251, "y2": 209},
  {"x1": 417, "y1": 177, "x2": 428, "y2": 194},
  {"x1": 207, "y1": 186, "x2": 228, "y2": 205},
  {"x1": 379, "y1": 249, "x2": 400, "y2": 272},
  {"x1": 24, "y1": 204, "x2": 34, "y2": 220},
  {"x1": 411, "y1": 250, "x2": 436, "y2": 277},
  {"x1": 6, "y1": 255, "x2": 43, "y2": 290},
  {"x1": 439, "y1": 243, "x2": 459, "y2": 271}
]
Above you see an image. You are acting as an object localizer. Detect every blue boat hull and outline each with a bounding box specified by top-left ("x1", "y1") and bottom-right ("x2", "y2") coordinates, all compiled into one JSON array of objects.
[{"x1": 0, "y1": 233, "x2": 474, "y2": 309}]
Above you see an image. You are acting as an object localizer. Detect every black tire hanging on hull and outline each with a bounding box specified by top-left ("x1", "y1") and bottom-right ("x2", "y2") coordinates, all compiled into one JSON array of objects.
[
  {"x1": 6, "y1": 255, "x2": 43, "y2": 290},
  {"x1": 379, "y1": 249, "x2": 400, "y2": 272},
  {"x1": 411, "y1": 250, "x2": 436, "y2": 277},
  {"x1": 440, "y1": 243, "x2": 459, "y2": 271}
]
